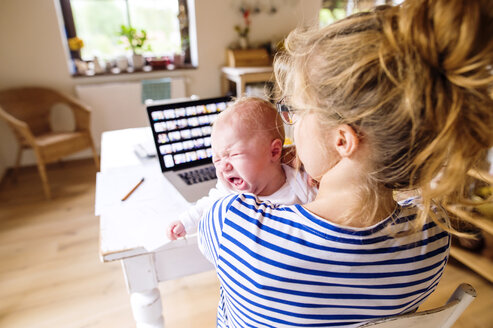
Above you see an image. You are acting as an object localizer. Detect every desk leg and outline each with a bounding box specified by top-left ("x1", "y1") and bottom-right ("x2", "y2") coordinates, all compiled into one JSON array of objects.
[
  {"x1": 237, "y1": 77, "x2": 245, "y2": 97},
  {"x1": 122, "y1": 254, "x2": 165, "y2": 328},
  {"x1": 221, "y1": 74, "x2": 229, "y2": 96}
]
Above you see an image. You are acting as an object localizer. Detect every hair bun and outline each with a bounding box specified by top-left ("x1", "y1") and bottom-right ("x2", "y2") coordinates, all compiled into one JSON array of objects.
[{"x1": 396, "y1": 0, "x2": 493, "y2": 88}]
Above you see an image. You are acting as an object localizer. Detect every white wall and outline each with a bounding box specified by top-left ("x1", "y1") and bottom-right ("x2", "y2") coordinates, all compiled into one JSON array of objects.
[{"x1": 0, "y1": 0, "x2": 321, "y2": 177}]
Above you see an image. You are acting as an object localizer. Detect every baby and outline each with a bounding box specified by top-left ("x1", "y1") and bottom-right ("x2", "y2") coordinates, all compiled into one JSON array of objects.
[{"x1": 167, "y1": 97, "x2": 317, "y2": 240}]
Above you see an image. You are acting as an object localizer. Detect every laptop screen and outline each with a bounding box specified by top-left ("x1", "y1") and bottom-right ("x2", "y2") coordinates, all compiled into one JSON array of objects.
[{"x1": 146, "y1": 96, "x2": 233, "y2": 172}]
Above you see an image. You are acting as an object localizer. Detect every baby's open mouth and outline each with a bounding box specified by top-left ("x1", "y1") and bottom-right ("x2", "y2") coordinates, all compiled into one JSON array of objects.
[{"x1": 228, "y1": 177, "x2": 244, "y2": 188}]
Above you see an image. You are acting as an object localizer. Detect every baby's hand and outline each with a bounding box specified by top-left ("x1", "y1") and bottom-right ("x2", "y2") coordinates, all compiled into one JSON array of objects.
[{"x1": 167, "y1": 220, "x2": 187, "y2": 240}]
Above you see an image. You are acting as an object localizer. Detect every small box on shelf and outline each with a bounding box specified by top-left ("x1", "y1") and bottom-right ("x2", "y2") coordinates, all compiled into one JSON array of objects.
[
  {"x1": 227, "y1": 48, "x2": 271, "y2": 67},
  {"x1": 147, "y1": 57, "x2": 170, "y2": 70}
]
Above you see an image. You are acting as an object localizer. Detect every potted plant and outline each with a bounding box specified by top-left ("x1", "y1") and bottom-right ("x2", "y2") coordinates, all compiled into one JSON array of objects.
[
  {"x1": 234, "y1": 9, "x2": 251, "y2": 49},
  {"x1": 119, "y1": 25, "x2": 151, "y2": 70}
]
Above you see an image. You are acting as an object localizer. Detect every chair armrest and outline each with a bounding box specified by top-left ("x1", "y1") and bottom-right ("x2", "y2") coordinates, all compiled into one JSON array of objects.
[
  {"x1": 0, "y1": 105, "x2": 37, "y2": 145},
  {"x1": 56, "y1": 91, "x2": 92, "y2": 131}
]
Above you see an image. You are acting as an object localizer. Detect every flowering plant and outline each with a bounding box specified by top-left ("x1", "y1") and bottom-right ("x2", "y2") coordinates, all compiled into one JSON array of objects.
[
  {"x1": 234, "y1": 8, "x2": 251, "y2": 38},
  {"x1": 68, "y1": 37, "x2": 84, "y2": 51},
  {"x1": 119, "y1": 25, "x2": 151, "y2": 55}
]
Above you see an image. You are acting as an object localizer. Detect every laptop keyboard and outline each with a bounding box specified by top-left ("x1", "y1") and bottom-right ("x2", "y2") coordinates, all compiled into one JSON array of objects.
[{"x1": 178, "y1": 166, "x2": 217, "y2": 185}]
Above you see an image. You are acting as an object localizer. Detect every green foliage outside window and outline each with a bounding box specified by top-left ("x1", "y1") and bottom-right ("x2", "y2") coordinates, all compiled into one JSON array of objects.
[
  {"x1": 71, "y1": 0, "x2": 181, "y2": 61},
  {"x1": 319, "y1": 7, "x2": 347, "y2": 27},
  {"x1": 119, "y1": 25, "x2": 151, "y2": 55},
  {"x1": 320, "y1": 0, "x2": 405, "y2": 27}
]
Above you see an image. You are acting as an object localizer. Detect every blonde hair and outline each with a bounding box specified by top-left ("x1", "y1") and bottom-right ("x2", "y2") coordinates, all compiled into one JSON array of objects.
[
  {"x1": 216, "y1": 96, "x2": 285, "y2": 144},
  {"x1": 274, "y1": 0, "x2": 493, "y2": 233}
]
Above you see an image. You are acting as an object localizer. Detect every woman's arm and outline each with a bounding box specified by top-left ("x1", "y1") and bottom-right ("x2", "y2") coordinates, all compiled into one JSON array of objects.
[{"x1": 197, "y1": 194, "x2": 239, "y2": 266}]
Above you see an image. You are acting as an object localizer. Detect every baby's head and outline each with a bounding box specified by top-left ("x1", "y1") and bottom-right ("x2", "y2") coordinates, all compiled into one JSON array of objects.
[{"x1": 211, "y1": 97, "x2": 286, "y2": 196}]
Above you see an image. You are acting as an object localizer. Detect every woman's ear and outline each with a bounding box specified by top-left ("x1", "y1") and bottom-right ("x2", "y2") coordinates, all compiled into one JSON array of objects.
[
  {"x1": 333, "y1": 124, "x2": 359, "y2": 157},
  {"x1": 270, "y1": 138, "x2": 284, "y2": 161}
]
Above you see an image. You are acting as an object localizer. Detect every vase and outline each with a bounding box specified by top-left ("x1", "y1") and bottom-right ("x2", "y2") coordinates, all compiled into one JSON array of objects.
[
  {"x1": 239, "y1": 36, "x2": 249, "y2": 50},
  {"x1": 173, "y1": 52, "x2": 185, "y2": 67},
  {"x1": 93, "y1": 56, "x2": 105, "y2": 74},
  {"x1": 116, "y1": 56, "x2": 129, "y2": 71},
  {"x1": 74, "y1": 59, "x2": 87, "y2": 75},
  {"x1": 131, "y1": 54, "x2": 145, "y2": 70}
]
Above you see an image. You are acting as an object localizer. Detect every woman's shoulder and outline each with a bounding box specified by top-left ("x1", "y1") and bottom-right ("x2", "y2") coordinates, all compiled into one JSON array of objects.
[
  {"x1": 227, "y1": 193, "x2": 296, "y2": 210},
  {"x1": 214, "y1": 192, "x2": 299, "y2": 220},
  {"x1": 396, "y1": 196, "x2": 443, "y2": 221}
]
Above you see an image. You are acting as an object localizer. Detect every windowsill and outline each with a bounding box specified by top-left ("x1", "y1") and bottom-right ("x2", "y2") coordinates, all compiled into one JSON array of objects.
[{"x1": 72, "y1": 64, "x2": 198, "y2": 83}]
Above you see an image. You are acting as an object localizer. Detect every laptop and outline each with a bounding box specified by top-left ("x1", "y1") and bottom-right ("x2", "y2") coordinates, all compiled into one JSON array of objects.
[{"x1": 146, "y1": 96, "x2": 233, "y2": 202}]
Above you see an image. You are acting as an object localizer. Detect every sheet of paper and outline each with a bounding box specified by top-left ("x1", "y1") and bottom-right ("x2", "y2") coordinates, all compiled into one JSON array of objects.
[
  {"x1": 96, "y1": 165, "x2": 192, "y2": 252},
  {"x1": 95, "y1": 164, "x2": 174, "y2": 215},
  {"x1": 100, "y1": 197, "x2": 190, "y2": 253}
]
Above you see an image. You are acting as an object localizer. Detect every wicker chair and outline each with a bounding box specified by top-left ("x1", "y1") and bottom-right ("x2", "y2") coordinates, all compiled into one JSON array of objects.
[{"x1": 0, "y1": 87, "x2": 99, "y2": 199}]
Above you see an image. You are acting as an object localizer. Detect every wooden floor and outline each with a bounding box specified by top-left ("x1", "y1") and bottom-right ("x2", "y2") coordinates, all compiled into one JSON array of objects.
[{"x1": 0, "y1": 159, "x2": 491, "y2": 328}]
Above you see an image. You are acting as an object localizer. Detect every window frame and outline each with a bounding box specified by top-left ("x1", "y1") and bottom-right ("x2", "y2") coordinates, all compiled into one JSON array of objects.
[{"x1": 59, "y1": 0, "x2": 196, "y2": 76}]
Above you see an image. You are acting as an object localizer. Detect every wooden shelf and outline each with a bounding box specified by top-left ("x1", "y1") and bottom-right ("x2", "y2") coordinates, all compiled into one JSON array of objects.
[
  {"x1": 449, "y1": 168, "x2": 493, "y2": 283},
  {"x1": 448, "y1": 215, "x2": 493, "y2": 284},
  {"x1": 473, "y1": 217, "x2": 493, "y2": 235},
  {"x1": 446, "y1": 206, "x2": 493, "y2": 235},
  {"x1": 449, "y1": 246, "x2": 493, "y2": 283}
]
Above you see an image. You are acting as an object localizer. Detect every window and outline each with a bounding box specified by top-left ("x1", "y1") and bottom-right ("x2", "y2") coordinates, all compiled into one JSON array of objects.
[
  {"x1": 319, "y1": 3, "x2": 346, "y2": 27},
  {"x1": 59, "y1": 0, "x2": 195, "y2": 75},
  {"x1": 320, "y1": 0, "x2": 404, "y2": 27}
]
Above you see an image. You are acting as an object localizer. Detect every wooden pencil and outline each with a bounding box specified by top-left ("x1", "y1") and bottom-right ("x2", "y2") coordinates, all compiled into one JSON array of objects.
[{"x1": 121, "y1": 177, "x2": 145, "y2": 201}]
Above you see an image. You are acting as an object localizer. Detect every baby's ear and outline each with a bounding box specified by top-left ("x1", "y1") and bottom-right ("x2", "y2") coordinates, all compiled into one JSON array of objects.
[{"x1": 270, "y1": 139, "x2": 283, "y2": 161}]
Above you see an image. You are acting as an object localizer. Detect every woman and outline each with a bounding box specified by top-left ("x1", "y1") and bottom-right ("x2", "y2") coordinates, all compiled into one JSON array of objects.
[{"x1": 199, "y1": 0, "x2": 493, "y2": 327}]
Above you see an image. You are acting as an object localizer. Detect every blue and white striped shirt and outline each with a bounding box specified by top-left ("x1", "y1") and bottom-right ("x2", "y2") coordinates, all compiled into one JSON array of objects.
[{"x1": 198, "y1": 194, "x2": 450, "y2": 328}]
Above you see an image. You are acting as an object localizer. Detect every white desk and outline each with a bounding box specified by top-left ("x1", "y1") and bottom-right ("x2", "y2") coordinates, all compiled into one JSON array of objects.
[
  {"x1": 221, "y1": 66, "x2": 273, "y2": 97},
  {"x1": 97, "y1": 127, "x2": 213, "y2": 328}
]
